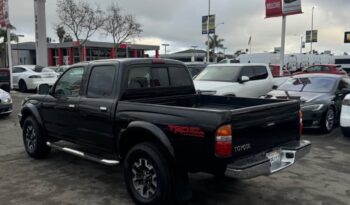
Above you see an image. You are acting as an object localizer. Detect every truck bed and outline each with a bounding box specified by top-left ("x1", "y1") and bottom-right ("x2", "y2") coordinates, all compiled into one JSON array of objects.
[{"x1": 128, "y1": 94, "x2": 294, "y2": 111}]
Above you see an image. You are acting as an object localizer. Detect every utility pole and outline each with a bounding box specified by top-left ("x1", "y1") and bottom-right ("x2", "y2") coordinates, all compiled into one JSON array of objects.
[
  {"x1": 162, "y1": 44, "x2": 170, "y2": 57},
  {"x1": 310, "y1": 6, "x2": 315, "y2": 54},
  {"x1": 207, "y1": 0, "x2": 210, "y2": 63}
]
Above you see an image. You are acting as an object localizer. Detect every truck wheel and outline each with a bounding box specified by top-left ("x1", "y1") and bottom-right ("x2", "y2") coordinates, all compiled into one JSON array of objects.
[
  {"x1": 321, "y1": 108, "x2": 335, "y2": 133},
  {"x1": 124, "y1": 142, "x2": 174, "y2": 205},
  {"x1": 22, "y1": 116, "x2": 51, "y2": 159},
  {"x1": 19, "y1": 80, "x2": 27, "y2": 92}
]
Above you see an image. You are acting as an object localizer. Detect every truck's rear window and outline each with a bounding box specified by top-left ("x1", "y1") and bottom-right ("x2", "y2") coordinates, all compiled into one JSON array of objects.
[{"x1": 127, "y1": 66, "x2": 192, "y2": 89}]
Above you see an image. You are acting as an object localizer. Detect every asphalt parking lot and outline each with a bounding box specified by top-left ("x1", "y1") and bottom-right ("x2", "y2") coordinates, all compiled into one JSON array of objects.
[{"x1": 0, "y1": 92, "x2": 350, "y2": 205}]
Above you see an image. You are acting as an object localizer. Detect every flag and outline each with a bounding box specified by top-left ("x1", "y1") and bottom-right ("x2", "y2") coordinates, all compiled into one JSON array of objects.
[{"x1": 248, "y1": 36, "x2": 252, "y2": 45}]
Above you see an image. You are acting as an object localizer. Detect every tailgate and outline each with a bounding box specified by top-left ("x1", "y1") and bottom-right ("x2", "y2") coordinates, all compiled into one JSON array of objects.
[{"x1": 230, "y1": 101, "x2": 300, "y2": 158}]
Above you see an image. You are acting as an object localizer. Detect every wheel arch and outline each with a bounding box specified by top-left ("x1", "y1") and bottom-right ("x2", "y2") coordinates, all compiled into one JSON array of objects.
[
  {"x1": 20, "y1": 104, "x2": 44, "y2": 129},
  {"x1": 118, "y1": 121, "x2": 175, "y2": 160}
]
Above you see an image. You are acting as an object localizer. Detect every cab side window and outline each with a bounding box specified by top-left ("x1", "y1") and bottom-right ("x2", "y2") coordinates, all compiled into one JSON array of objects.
[
  {"x1": 87, "y1": 66, "x2": 116, "y2": 98},
  {"x1": 54, "y1": 67, "x2": 84, "y2": 97},
  {"x1": 241, "y1": 66, "x2": 268, "y2": 81}
]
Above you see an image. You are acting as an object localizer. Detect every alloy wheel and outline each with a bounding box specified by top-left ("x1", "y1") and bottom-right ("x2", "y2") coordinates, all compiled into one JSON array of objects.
[
  {"x1": 325, "y1": 109, "x2": 335, "y2": 131},
  {"x1": 25, "y1": 125, "x2": 37, "y2": 153},
  {"x1": 131, "y1": 158, "x2": 158, "y2": 199}
]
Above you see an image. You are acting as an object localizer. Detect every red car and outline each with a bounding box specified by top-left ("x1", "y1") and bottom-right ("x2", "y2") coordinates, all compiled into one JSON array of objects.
[
  {"x1": 293, "y1": 64, "x2": 348, "y2": 76},
  {"x1": 269, "y1": 64, "x2": 291, "y2": 77}
]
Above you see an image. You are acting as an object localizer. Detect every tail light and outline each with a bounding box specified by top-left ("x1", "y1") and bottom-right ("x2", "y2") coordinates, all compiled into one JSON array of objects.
[
  {"x1": 299, "y1": 111, "x2": 303, "y2": 135},
  {"x1": 215, "y1": 124, "x2": 232, "y2": 158}
]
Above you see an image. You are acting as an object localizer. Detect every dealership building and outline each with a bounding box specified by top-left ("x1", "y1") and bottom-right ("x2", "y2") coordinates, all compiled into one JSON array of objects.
[{"x1": 10, "y1": 41, "x2": 160, "y2": 66}]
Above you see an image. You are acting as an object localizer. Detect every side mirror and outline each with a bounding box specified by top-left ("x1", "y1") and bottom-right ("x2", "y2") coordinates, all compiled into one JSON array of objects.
[
  {"x1": 239, "y1": 76, "x2": 250, "y2": 84},
  {"x1": 38, "y1": 84, "x2": 51, "y2": 95},
  {"x1": 272, "y1": 85, "x2": 278, "y2": 90}
]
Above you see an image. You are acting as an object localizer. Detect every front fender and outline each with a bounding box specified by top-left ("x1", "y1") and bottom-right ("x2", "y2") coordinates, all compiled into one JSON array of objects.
[
  {"x1": 119, "y1": 121, "x2": 175, "y2": 158},
  {"x1": 20, "y1": 103, "x2": 43, "y2": 128}
]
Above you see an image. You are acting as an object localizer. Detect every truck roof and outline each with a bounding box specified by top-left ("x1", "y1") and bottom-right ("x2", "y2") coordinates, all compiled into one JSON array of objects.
[
  {"x1": 207, "y1": 63, "x2": 269, "y2": 67},
  {"x1": 74, "y1": 58, "x2": 185, "y2": 67}
]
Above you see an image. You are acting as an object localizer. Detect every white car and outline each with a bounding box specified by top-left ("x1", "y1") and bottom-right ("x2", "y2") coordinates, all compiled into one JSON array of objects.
[
  {"x1": 12, "y1": 65, "x2": 58, "y2": 92},
  {"x1": 340, "y1": 94, "x2": 350, "y2": 137},
  {"x1": 193, "y1": 63, "x2": 288, "y2": 98}
]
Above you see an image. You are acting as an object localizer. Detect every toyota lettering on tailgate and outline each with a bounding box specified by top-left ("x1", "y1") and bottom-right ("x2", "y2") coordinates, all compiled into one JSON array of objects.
[{"x1": 168, "y1": 125, "x2": 205, "y2": 138}]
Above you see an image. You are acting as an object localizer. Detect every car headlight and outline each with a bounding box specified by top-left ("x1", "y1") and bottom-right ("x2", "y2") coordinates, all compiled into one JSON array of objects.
[
  {"x1": 302, "y1": 104, "x2": 324, "y2": 111},
  {"x1": 2, "y1": 98, "x2": 12, "y2": 104}
]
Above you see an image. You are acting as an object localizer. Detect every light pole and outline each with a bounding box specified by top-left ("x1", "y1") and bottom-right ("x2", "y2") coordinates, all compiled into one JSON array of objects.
[
  {"x1": 191, "y1": 46, "x2": 198, "y2": 62},
  {"x1": 300, "y1": 36, "x2": 304, "y2": 54},
  {"x1": 223, "y1": 47, "x2": 227, "y2": 55},
  {"x1": 310, "y1": 6, "x2": 315, "y2": 53},
  {"x1": 162, "y1": 44, "x2": 170, "y2": 57}
]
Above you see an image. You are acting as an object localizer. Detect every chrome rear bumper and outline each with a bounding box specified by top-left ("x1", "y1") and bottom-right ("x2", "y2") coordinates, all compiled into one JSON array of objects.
[{"x1": 225, "y1": 140, "x2": 311, "y2": 179}]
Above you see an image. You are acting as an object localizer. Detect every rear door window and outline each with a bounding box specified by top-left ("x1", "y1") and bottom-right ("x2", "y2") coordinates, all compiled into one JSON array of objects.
[{"x1": 87, "y1": 66, "x2": 116, "y2": 98}]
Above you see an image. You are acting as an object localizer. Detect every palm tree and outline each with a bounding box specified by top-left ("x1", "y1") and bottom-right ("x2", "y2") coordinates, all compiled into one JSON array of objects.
[
  {"x1": 205, "y1": 34, "x2": 224, "y2": 54},
  {"x1": 0, "y1": 28, "x2": 19, "y2": 67},
  {"x1": 56, "y1": 26, "x2": 66, "y2": 43}
]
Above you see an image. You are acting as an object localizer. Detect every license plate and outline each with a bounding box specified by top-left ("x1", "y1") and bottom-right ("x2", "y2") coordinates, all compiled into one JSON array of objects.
[{"x1": 266, "y1": 150, "x2": 282, "y2": 164}]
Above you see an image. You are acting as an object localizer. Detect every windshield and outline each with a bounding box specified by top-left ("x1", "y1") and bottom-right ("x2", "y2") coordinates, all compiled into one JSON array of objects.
[
  {"x1": 278, "y1": 77, "x2": 337, "y2": 93},
  {"x1": 194, "y1": 66, "x2": 240, "y2": 82}
]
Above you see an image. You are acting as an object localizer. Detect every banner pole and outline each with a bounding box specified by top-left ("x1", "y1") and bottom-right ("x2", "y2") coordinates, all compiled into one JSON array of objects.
[
  {"x1": 280, "y1": 15, "x2": 286, "y2": 76},
  {"x1": 207, "y1": 0, "x2": 210, "y2": 63}
]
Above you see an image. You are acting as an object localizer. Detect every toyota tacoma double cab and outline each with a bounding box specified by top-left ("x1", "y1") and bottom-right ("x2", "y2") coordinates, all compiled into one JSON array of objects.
[{"x1": 19, "y1": 58, "x2": 311, "y2": 205}]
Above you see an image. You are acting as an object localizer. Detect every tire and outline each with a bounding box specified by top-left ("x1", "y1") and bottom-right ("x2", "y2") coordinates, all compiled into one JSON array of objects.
[
  {"x1": 124, "y1": 142, "x2": 175, "y2": 205},
  {"x1": 341, "y1": 127, "x2": 350, "y2": 138},
  {"x1": 19, "y1": 80, "x2": 27, "y2": 92},
  {"x1": 321, "y1": 108, "x2": 335, "y2": 133},
  {"x1": 22, "y1": 116, "x2": 51, "y2": 159}
]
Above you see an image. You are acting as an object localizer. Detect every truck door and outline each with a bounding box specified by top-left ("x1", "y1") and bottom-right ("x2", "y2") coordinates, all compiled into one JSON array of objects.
[
  {"x1": 77, "y1": 65, "x2": 118, "y2": 151},
  {"x1": 40, "y1": 66, "x2": 85, "y2": 141}
]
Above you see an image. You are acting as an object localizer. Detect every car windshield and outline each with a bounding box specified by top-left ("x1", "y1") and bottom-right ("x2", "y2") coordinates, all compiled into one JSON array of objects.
[
  {"x1": 194, "y1": 66, "x2": 240, "y2": 82},
  {"x1": 278, "y1": 77, "x2": 337, "y2": 93}
]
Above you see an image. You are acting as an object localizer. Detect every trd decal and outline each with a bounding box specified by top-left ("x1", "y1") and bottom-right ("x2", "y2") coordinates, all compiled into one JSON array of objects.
[{"x1": 168, "y1": 125, "x2": 205, "y2": 138}]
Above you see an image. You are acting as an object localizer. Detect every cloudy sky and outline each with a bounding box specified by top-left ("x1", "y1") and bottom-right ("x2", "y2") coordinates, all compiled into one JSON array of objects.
[{"x1": 8, "y1": 0, "x2": 350, "y2": 55}]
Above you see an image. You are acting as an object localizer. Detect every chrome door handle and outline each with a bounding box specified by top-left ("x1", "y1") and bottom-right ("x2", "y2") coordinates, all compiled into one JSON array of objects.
[
  {"x1": 68, "y1": 104, "x2": 75, "y2": 109},
  {"x1": 100, "y1": 107, "x2": 108, "y2": 112}
]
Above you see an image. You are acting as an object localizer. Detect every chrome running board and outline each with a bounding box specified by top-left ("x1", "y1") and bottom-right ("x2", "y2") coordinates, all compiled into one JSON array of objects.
[{"x1": 46, "y1": 142, "x2": 120, "y2": 166}]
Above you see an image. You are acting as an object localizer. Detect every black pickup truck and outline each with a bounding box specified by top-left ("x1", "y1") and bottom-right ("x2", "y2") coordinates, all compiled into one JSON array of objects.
[{"x1": 19, "y1": 59, "x2": 310, "y2": 205}]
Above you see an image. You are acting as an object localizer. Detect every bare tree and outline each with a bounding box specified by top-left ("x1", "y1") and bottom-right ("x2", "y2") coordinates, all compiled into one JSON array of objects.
[
  {"x1": 103, "y1": 3, "x2": 142, "y2": 55},
  {"x1": 56, "y1": 0, "x2": 105, "y2": 61}
]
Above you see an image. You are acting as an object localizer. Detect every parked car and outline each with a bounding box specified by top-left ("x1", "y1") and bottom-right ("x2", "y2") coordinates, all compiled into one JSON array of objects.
[
  {"x1": 265, "y1": 74, "x2": 350, "y2": 133},
  {"x1": 269, "y1": 64, "x2": 291, "y2": 77},
  {"x1": 185, "y1": 62, "x2": 208, "y2": 78},
  {"x1": 193, "y1": 63, "x2": 289, "y2": 97},
  {"x1": 0, "y1": 88, "x2": 12, "y2": 116},
  {"x1": 293, "y1": 65, "x2": 347, "y2": 76},
  {"x1": 12, "y1": 65, "x2": 58, "y2": 92},
  {"x1": 0, "y1": 68, "x2": 10, "y2": 92},
  {"x1": 340, "y1": 94, "x2": 350, "y2": 137},
  {"x1": 218, "y1": 59, "x2": 239, "y2": 64},
  {"x1": 19, "y1": 58, "x2": 310, "y2": 205}
]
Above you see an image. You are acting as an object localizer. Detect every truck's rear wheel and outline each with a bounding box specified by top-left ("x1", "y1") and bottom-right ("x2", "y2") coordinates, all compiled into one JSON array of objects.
[
  {"x1": 22, "y1": 116, "x2": 51, "y2": 159},
  {"x1": 124, "y1": 142, "x2": 174, "y2": 205}
]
